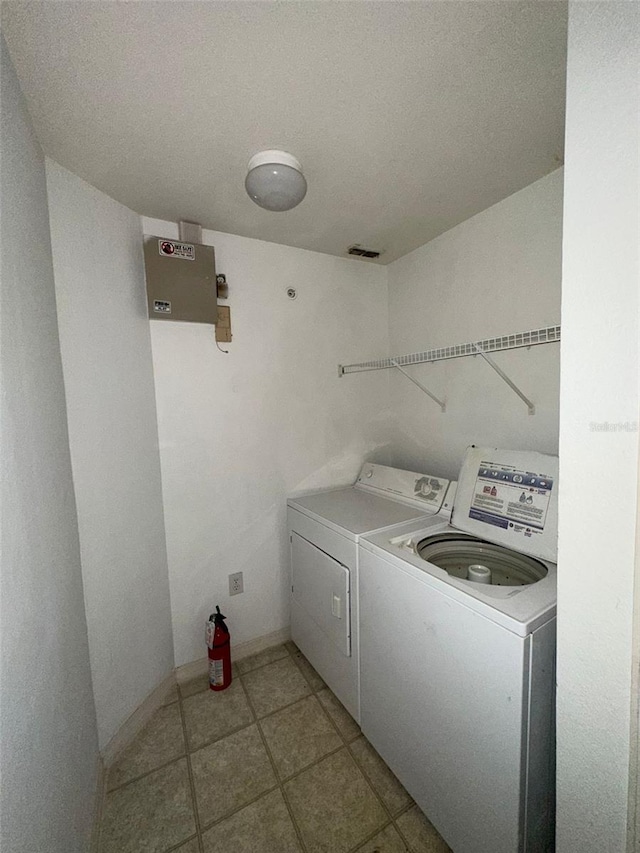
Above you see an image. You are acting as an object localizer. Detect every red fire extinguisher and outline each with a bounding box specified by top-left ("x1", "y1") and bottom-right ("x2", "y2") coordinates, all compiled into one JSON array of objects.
[{"x1": 206, "y1": 606, "x2": 232, "y2": 691}]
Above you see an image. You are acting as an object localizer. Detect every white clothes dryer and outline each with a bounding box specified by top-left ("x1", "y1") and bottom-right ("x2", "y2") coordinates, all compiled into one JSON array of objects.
[
  {"x1": 358, "y1": 447, "x2": 558, "y2": 853},
  {"x1": 287, "y1": 463, "x2": 454, "y2": 720}
]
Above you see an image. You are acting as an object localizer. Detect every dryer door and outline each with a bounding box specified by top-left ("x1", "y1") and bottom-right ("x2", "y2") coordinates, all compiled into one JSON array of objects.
[{"x1": 291, "y1": 533, "x2": 351, "y2": 657}]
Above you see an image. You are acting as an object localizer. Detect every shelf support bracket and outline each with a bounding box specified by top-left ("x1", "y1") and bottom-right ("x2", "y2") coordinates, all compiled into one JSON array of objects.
[
  {"x1": 391, "y1": 360, "x2": 446, "y2": 412},
  {"x1": 472, "y1": 344, "x2": 535, "y2": 415}
]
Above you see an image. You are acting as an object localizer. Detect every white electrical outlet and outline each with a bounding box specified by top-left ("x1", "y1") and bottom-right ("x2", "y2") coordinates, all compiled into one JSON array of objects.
[{"x1": 229, "y1": 572, "x2": 244, "y2": 595}]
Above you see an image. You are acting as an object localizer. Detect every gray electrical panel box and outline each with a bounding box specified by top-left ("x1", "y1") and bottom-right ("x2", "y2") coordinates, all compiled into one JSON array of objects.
[{"x1": 143, "y1": 236, "x2": 218, "y2": 324}]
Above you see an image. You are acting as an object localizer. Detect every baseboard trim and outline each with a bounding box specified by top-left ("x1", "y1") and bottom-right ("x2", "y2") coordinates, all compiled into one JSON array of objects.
[
  {"x1": 101, "y1": 671, "x2": 176, "y2": 768},
  {"x1": 175, "y1": 626, "x2": 291, "y2": 684},
  {"x1": 89, "y1": 755, "x2": 106, "y2": 853}
]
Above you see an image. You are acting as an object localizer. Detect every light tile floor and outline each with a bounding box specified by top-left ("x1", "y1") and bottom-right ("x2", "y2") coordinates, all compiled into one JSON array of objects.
[{"x1": 98, "y1": 642, "x2": 451, "y2": 853}]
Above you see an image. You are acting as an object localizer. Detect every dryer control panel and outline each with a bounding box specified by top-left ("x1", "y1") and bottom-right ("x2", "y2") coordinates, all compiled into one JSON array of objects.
[{"x1": 355, "y1": 464, "x2": 450, "y2": 513}]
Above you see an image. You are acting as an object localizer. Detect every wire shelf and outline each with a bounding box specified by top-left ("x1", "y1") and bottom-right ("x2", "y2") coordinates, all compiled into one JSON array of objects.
[{"x1": 339, "y1": 325, "x2": 560, "y2": 376}]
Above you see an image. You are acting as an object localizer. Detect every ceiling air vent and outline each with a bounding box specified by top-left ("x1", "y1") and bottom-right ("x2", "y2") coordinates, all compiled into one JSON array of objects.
[{"x1": 347, "y1": 244, "x2": 381, "y2": 259}]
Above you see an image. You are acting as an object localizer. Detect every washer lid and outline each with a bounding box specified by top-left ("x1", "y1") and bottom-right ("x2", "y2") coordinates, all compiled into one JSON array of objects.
[{"x1": 452, "y1": 447, "x2": 558, "y2": 563}]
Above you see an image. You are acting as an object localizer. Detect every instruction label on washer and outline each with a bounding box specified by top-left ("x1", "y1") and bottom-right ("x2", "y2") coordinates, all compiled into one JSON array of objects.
[{"x1": 469, "y1": 462, "x2": 554, "y2": 534}]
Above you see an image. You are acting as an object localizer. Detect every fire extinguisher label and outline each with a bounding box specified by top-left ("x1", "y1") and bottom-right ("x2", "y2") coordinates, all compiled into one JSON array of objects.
[{"x1": 209, "y1": 658, "x2": 224, "y2": 687}]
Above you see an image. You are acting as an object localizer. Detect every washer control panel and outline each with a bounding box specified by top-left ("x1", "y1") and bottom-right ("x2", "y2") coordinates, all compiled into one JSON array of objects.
[{"x1": 355, "y1": 464, "x2": 450, "y2": 512}]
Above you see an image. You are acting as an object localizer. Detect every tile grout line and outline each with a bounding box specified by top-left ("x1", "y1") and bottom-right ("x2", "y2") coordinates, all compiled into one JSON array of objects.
[
  {"x1": 267, "y1": 641, "x2": 354, "y2": 849},
  {"x1": 344, "y1": 736, "x2": 396, "y2": 819},
  {"x1": 282, "y1": 646, "x2": 398, "y2": 853},
  {"x1": 241, "y1": 640, "x2": 328, "y2": 693},
  {"x1": 284, "y1": 643, "x2": 364, "y2": 746},
  {"x1": 188, "y1": 689, "x2": 319, "y2": 727},
  {"x1": 184, "y1": 717, "x2": 256, "y2": 759},
  {"x1": 284, "y1": 643, "x2": 415, "y2": 853},
  {"x1": 390, "y1": 806, "x2": 417, "y2": 853},
  {"x1": 236, "y1": 650, "x2": 290, "y2": 677},
  {"x1": 341, "y1": 721, "x2": 419, "y2": 852},
  {"x1": 392, "y1": 801, "x2": 414, "y2": 820},
  {"x1": 272, "y1": 679, "x2": 400, "y2": 853},
  {"x1": 279, "y1": 641, "x2": 359, "y2": 770},
  {"x1": 93, "y1": 760, "x2": 107, "y2": 853},
  {"x1": 164, "y1": 832, "x2": 200, "y2": 853},
  {"x1": 195, "y1": 732, "x2": 398, "y2": 843},
  {"x1": 177, "y1": 688, "x2": 206, "y2": 853},
  {"x1": 197, "y1": 782, "x2": 282, "y2": 835},
  {"x1": 335, "y1": 729, "x2": 416, "y2": 853},
  {"x1": 285, "y1": 646, "x2": 327, "y2": 690},
  {"x1": 346, "y1": 820, "x2": 396, "y2": 853},
  {"x1": 284, "y1": 644, "x2": 433, "y2": 852},
  {"x1": 105, "y1": 750, "x2": 188, "y2": 795},
  {"x1": 277, "y1": 741, "x2": 347, "y2": 785},
  {"x1": 237, "y1": 666, "x2": 310, "y2": 853},
  {"x1": 392, "y1": 817, "x2": 416, "y2": 853},
  {"x1": 340, "y1": 741, "x2": 395, "y2": 850}
]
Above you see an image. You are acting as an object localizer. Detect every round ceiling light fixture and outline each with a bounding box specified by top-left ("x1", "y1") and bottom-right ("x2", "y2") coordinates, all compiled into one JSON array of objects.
[{"x1": 245, "y1": 150, "x2": 307, "y2": 212}]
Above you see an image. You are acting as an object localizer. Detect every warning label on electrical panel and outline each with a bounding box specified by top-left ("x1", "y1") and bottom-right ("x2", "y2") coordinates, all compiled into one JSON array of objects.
[
  {"x1": 469, "y1": 462, "x2": 554, "y2": 533},
  {"x1": 158, "y1": 240, "x2": 195, "y2": 260}
]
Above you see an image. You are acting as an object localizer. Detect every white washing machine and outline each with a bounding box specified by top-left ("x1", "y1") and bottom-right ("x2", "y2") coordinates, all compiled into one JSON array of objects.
[
  {"x1": 359, "y1": 447, "x2": 558, "y2": 853},
  {"x1": 287, "y1": 464, "x2": 454, "y2": 721}
]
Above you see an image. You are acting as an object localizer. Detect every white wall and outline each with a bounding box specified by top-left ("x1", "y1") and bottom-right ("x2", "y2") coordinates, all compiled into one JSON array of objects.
[
  {"x1": 557, "y1": 3, "x2": 639, "y2": 850},
  {"x1": 386, "y1": 169, "x2": 563, "y2": 480},
  {"x1": 145, "y1": 218, "x2": 391, "y2": 666},
  {"x1": 0, "y1": 37, "x2": 100, "y2": 852},
  {"x1": 46, "y1": 164, "x2": 174, "y2": 749}
]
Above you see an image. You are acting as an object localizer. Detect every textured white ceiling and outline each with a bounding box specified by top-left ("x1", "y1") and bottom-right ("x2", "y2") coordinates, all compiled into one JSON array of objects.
[{"x1": 2, "y1": 1, "x2": 567, "y2": 263}]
